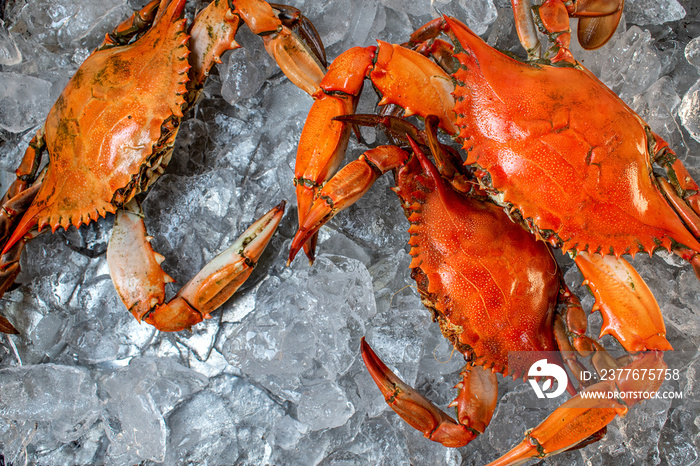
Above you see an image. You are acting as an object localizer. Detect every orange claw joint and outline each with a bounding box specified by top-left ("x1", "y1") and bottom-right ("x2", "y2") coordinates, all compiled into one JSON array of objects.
[
  {"x1": 489, "y1": 351, "x2": 665, "y2": 466},
  {"x1": 573, "y1": 252, "x2": 672, "y2": 352},
  {"x1": 108, "y1": 199, "x2": 285, "y2": 331},
  {"x1": 361, "y1": 338, "x2": 497, "y2": 448},
  {"x1": 289, "y1": 145, "x2": 410, "y2": 264}
]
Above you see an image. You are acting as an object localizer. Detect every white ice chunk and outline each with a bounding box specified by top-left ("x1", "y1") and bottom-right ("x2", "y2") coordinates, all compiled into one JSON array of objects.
[
  {"x1": 100, "y1": 357, "x2": 207, "y2": 463},
  {"x1": 599, "y1": 26, "x2": 662, "y2": 102},
  {"x1": 431, "y1": 0, "x2": 497, "y2": 35},
  {"x1": 0, "y1": 72, "x2": 52, "y2": 133},
  {"x1": 630, "y1": 77, "x2": 681, "y2": 147},
  {"x1": 165, "y1": 391, "x2": 239, "y2": 464},
  {"x1": 14, "y1": 0, "x2": 130, "y2": 49},
  {"x1": 297, "y1": 380, "x2": 355, "y2": 431},
  {"x1": 222, "y1": 254, "x2": 375, "y2": 405},
  {"x1": 625, "y1": 0, "x2": 685, "y2": 25},
  {"x1": 102, "y1": 394, "x2": 166, "y2": 463},
  {"x1": 219, "y1": 27, "x2": 274, "y2": 105},
  {"x1": 0, "y1": 20, "x2": 21, "y2": 65},
  {"x1": 0, "y1": 364, "x2": 99, "y2": 442},
  {"x1": 680, "y1": 78, "x2": 700, "y2": 142},
  {"x1": 686, "y1": 36, "x2": 700, "y2": 72}
]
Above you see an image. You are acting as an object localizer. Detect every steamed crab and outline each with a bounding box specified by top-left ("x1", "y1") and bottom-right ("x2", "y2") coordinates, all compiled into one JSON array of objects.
[
  {"x1": 286, "y1": 1, "x2": 697, "y2": 463},
  {"x1": 0, "y1": 0, "x2": 326, "y2": 333},
  {"x1": 290, "y1": 113, "x2": 670, "y2": 464}
]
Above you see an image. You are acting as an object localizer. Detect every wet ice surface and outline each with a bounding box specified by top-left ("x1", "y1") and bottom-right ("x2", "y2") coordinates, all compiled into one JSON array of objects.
[{"x1": 1, "y1": 0, "x2": 700, "y2": 464}]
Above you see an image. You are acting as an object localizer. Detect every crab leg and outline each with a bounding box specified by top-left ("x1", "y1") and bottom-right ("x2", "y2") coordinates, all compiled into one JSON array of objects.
[
  {"x1": 292, "y1": 42, "x2": 457, "y2": 263},
  {"x1": 293, "y1": 46, "x2": 375, "y2": 263},
  {"x1": 0, "y1": 227, "x2": 41, "y2": 335},
  {"x1": 107, "y1": 199, "x2": 284, "y2": 332},
  {"x1": 552, "y1": 285, "x2": 616, "y2": 387},
  {"x1": 0, "y1": 132, "x2": 47, "y2": 333},
  {"x1": 289, "y1": 145, "x2": 410, "y2": 263},
  {"x1": 361, "y1": 338, "x2": 498, "y2": 448},
  {"x1": 0, "y1": 133, "x2": 45, "y2": 247},
  {"x1": 231, "y1": 0, "x2": 325, "y2": 96},
  {"x1": 186, "y1": 0, "x2": 242, "y2": 99},
  {"x1": 0, "y1": 183, "x2": 42, "y2": 280},
  {"x1": 337, "y1": 114, "x2": 475, "y2": 194},
  {"x1": 488, "y1": 351, "x2": 666, "y2": 466},
  {"x1": 99, "y1": 0, "x2": 161, "y2": 49},
  {"x1": 510, "y1": 0, "x2": 541, "y2": 58},
  {"x1": 187, "y1": 0, "x2": 326, "y2": 106},
  {"x1": 653, "y1": 137, "x2": 700, "y2": 238}
]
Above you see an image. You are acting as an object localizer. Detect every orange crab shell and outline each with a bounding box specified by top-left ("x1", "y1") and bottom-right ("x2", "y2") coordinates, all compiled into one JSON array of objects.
[
  {"x1": 446, "y1": 17, "x2": 700, "y2": 258},
  {"x1": 394, "y1": 149, "x2": 560, "y2": 377},
  {"x1": 8, "y1": 0, "x2": 191, "y2": 245}
]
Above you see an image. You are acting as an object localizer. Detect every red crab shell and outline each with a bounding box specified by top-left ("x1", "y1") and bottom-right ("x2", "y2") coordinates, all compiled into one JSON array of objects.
[
  {"x1": 447, "y1": 18, "x2": 700, "y2": 258},
  {"x1": 394, "y1": 150, "x2": 560, "y2": 376}
]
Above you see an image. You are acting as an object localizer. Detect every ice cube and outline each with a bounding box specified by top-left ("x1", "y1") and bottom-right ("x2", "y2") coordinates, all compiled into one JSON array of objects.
[
  {"x1": 626, "y1": 0, "x2": 686, "y2": 25},
  {"x1": 0, "y1": 364, "x2": 99, "y2": 442},
  {"x1": 680, "y1": 79, "x2": 700, "y2": 142},
  {"x1": 0, "y1": 20, "x2": 21, "y2": 65},
  {"x1": 0, "y1": 72, "x2": 52, "y2": 133}
]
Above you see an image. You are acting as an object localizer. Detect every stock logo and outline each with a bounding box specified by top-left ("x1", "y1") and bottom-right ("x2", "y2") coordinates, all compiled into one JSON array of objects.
[{"x1": 527, "y1": 359, "x2": 568, "y2": 399}]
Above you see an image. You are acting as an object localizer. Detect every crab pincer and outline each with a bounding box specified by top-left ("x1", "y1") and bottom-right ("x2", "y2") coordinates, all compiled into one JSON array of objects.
[
  {"x1": 361, "y1": 338, "x2": 497, "y2": 448},
  {"x1": 108, "y1": 200, "x2": 285, "y2": 332},
  {"x1": 488, "y1": 351, "x2": 666, "y2": 465}
]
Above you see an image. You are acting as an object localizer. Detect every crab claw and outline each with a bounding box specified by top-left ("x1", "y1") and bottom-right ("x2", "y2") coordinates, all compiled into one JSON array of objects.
[
  {"x1": 361, "y1": 337, "x2": 498, "y2": 448},
  {"x1": 488, "y1": 351, "x2": 665, "y2": 466},
  {"x1": 108, "y1": 200, "x2": 285, "y2": 331},
  {"x1": 574, "y1": 252, "x2": 672, "y2": 352},
  {"x1": 288, "y1": 145, "x2": 409, "y2": 264},
  {"x1": 175, "y1": 201, "x2": 285, "y2": 314}
]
